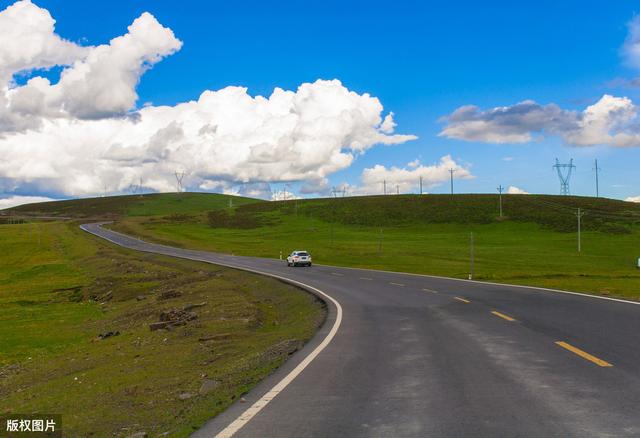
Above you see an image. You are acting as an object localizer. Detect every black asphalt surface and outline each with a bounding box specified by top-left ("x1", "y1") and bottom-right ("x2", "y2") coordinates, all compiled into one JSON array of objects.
[{"x1": 81, "y1": 223, "x2": 640, "y2": 438}]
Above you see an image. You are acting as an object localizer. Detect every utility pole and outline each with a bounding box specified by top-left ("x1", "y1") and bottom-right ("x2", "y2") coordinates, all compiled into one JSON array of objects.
[
  {"x1": 396, "y1": 185, "x2": 399, "y2": 195},
  {"x1": 469, "y1": 231, "x2": 474, "y2": 280},
  {"x1": 576, "y1": 208, "x2": 585, "y2": 253},
  {"x1": 594, "y1": 160, "x2": 600, "y2": 198},
  {"x1": 449, "y1": 169, "x2": 455, "y2": 196},
  {"x1": 419, "y1": 176, "x2": 423, "y2": 195},
  {"x1": 497, "y1": 185, "x2": 504, "y2": 218},
  {"x1": 383, "y1": 180, "x2": 387, "y2": 195}
]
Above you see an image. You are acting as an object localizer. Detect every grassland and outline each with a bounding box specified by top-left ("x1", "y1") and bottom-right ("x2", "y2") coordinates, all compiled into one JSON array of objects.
[
  {"x1": 96, "y1": 193, "x2": 640, "y2": 301},
  {"x1": 5, "y1": 192, "x2": 260, "y2": 219},
  {"x1": 0, "y1": 221, "x2": 325, "y2": 437}
]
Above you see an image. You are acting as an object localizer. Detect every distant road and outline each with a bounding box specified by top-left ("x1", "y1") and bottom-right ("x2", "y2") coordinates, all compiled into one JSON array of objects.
[{"x1": 81, "y1": 222, "x2": 640, "y2": 438}]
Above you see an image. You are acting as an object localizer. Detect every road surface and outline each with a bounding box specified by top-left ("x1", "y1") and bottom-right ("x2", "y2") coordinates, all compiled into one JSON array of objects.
[{"x1": 81, "y1": 223, "x2": 640, "y2": 438}]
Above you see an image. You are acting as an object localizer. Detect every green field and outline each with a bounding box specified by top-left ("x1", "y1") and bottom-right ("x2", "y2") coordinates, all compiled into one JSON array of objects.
[
  {"x1": 0, "y1": 221, "x2": 324, "y2": 437},
  {"x1": 88, "y1": 193, "x2": 640, "y2": 301},
  {"x1": 5, "y1": 192, "x2": 260, "y2": 218}
]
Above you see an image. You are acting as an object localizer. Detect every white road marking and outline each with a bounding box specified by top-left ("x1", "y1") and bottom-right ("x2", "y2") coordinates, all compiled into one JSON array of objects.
[
  {"x1": 81, "y1": 223, "x2": 344, "y2": 438},
  {"x1": 422, "y1": 288, "x2": 438, "y2": 294},
  {"x1": 214, "y1": 280, "x2": 342, "y2": 438},
  {"x1": 313, "y1": 263, "x2": 640, "y2": 306}
]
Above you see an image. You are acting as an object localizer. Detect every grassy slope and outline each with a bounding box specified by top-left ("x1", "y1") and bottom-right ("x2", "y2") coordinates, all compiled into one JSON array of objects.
[
  {"x1": 109, "y1": 194, "x2": 640, "y2": 300},
  {"x1": 0, "y1": 221, "x2": 324, "y2": 437},
  {"x1": 3, "y1": 192, "x2": 260, "y2": 218}
]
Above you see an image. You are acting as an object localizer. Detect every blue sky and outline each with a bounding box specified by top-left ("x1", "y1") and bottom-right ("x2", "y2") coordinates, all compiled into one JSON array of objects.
[{"x1": 2, "y1": 0, "x2": 640, "y2": 204}]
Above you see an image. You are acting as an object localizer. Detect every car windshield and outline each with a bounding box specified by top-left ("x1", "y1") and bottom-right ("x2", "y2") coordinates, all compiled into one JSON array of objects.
[{"x1": 297, "y1": 252, "x2": 309, "y2": 256}]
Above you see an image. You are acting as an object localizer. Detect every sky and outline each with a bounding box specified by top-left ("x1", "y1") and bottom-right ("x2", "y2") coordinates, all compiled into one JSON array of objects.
[{"x1": 1, "y1": 0, "x2": 640, "y2": 207}]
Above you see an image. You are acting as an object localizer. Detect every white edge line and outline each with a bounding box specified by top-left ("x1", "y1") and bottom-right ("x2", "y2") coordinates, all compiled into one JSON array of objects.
[
  {"x1": 314, "y1": 263, "x2": 640, "y2": 306},
  {"x1": 80, "y1": 223, "x2": 343, "y2": 438},
  {"x1": 83, "y1": 223, "x2": 640, "y2": 307}
]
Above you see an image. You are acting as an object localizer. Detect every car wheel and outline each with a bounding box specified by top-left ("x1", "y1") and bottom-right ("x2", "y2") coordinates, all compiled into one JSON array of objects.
[{"x1": 308, "y1": 263, "x2": 312, "y2": 267}]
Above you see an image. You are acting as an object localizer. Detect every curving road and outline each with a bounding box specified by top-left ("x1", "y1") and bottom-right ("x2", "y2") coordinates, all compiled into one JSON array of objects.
[{"x1": 81, "y1": 223, "x2": 640, "y2": 438}]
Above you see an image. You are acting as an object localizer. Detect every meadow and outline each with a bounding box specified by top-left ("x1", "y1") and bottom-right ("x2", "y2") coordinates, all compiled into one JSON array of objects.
[
  {"x1": 103, "y1": 193, "x2": 640, "y2": 300},
  {"x1": 0, "y1": 220, "x2": 324, "y2": 437}
]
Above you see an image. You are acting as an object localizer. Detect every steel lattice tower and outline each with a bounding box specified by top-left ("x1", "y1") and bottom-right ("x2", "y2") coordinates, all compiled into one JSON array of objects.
[{"x1": 553, "y1": 158, "x2": 575, "y2": 195}]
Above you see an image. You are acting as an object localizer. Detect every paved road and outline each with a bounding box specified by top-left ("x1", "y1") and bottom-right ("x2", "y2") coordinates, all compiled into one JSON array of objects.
[{"x1": 81, "y1": 223, "x2": 640, "y2": 438}]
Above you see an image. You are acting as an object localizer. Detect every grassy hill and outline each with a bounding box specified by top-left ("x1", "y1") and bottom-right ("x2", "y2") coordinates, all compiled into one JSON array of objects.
[
  {"x1": 99, "y1": 193, "x2": 640, "y2": 301},
  {"x1": 2, "y1": 192, "x2": 261, "y2": 218},
  {"x1": 4, "y1": 192, "x2": 640, "y2": 299}
]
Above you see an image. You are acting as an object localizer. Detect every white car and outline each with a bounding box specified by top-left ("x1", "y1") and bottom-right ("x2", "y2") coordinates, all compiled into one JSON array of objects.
[{"x1": 287, "y1": 250, "x2": 312, "y2": 267}]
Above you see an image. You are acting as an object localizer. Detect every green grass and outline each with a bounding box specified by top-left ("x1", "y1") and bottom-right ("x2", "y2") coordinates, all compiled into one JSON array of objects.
[
  {"x1": 3, "y1": 192, "x2": 261, "y2": 218},
  {"x1": 109, "y1": 194, "x2": 640, "y2": 301},
  {"x1": 0, "y1": 221, "x2": 325, "y2": 437}
]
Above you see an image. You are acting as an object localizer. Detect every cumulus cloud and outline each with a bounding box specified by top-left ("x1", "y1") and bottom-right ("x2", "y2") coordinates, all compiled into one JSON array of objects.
[
  {"x1": 507, "y1": 186, "x2": 529, "y2": 195},
  {"x1": 353, "y1": 155, "x2": 473, "y2": 195},
  {"x1": 0, "y1": 195, "x2": 56, "y2": 209},
  {"x1": 0, "y1": 1, "x2": 416, "y2": 200},
  {"x1": 439, "y1": 94, "x2": 640, "y2": 147},
  {"x1": 2, "y1": 4, "x2": 182, "y2": 129},
  {"x1": 625, "y1": 195, "x2": 640, "y2": 203}
]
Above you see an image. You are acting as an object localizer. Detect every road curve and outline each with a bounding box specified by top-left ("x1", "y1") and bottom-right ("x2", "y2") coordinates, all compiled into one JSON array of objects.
[{"x1": 81, "y1": 223, "x2": 640, "y2": 438}]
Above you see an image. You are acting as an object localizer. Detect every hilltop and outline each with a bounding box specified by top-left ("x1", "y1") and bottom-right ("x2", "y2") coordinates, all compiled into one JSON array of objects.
[{"x1": 2, "y1": 192, "x2": 261, "y2": 218}]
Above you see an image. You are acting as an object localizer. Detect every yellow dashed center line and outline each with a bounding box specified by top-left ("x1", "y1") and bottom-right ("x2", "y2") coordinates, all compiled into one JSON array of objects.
[
  {"x1": 491, "y1": 310, "x2": 516, "y2": 322},
  {"x1": 359, "y1": 277, "x2": 373, "y2": 281},
  {"x1": 454, "y1": 297, "x2": 470, "y2": 303},
  {"x1": 555, "y1": 341, "x2": 613, "y2": 367},
  {"x1": 422, "y1": 288, "x2": 438, "y2": 294},
  {"x1": 389, "y1": 282, "x2": 405, "y2": 287}
]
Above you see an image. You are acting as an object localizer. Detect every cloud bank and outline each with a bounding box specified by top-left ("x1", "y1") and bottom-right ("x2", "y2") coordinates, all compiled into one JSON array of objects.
[
  {"x1": 507, "y1": 186, "x2": 529, "y2": 195},
  {"x1": 625, "y1": 195, "x2": 640, "y2": 203},
  {"x1": 439, "y1": 95, "x2": 640, "y2": 147},
  {"x1": 352, "y1": 155, "x2": 473, "y2": 195},
  {"x1": 0, "y1": 195, "x2": 56, "y2": 209},
  {"x1": 0, "y1": 1, "x2": 415, "y2": 200}
]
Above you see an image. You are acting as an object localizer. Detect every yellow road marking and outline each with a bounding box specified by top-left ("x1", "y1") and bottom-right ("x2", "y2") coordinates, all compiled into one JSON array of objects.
[
  {"x1": 359, "y1": 277, "x2": 373, "y2": 281},
  {"x1": 331, "y1": 272, "x2": 343, "y2": 276},
  {"x1": 491, "y1": 310, "x2": 516, "y2": 322},
  {"x1": 454, "y1": 297, "x2": 470, "y2": 303},
  {"x1": 555, "y1": 341, "x2": 613, "y2": 367},
  {"x1": 422, "y1": 288, "x2": 438, "y2": 293},
  {"x1": 390, "y1": 282, "x2": 405, "y2": 287}
]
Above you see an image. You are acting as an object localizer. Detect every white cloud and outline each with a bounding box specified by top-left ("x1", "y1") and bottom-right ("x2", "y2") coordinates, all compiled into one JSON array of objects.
[
  {"x1": 0, "y1": 195, "x2": 56, "y2": 210},
  {"x1": 439, "y1": 94, "x2": 640, "y2": 147},
  {"x1": 623, "y1": 16, "x2": 640, "y2": 69},
  {"x1": 507, "y1": 186, "x2": 529, "y2": 195},
  {"x1": 354, "y1": 155, "x2": 474, "y2": 195},
  {"x1": 0, "y1": 1, "x2": 416, "y2": 201},
  {"x1": 4, "y1": 8, "x2": 182, "y2": 126},
  {"x1": 625, "y1": 195, "x2": 640, "y2": 203}
]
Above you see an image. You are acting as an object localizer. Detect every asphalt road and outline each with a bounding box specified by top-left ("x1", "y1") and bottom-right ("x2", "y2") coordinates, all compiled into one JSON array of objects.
[{"x1": 81, "y1": 223, "x2": 640, "y2": 438}]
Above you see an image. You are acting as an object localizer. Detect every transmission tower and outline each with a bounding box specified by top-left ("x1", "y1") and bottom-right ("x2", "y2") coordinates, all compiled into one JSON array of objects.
[
  {"x1": 174, "y1": 171, "x2": 186, "y2": 193},
  {"x1": 553, "y1": 158, "x2": 575, "y2": 196}
]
